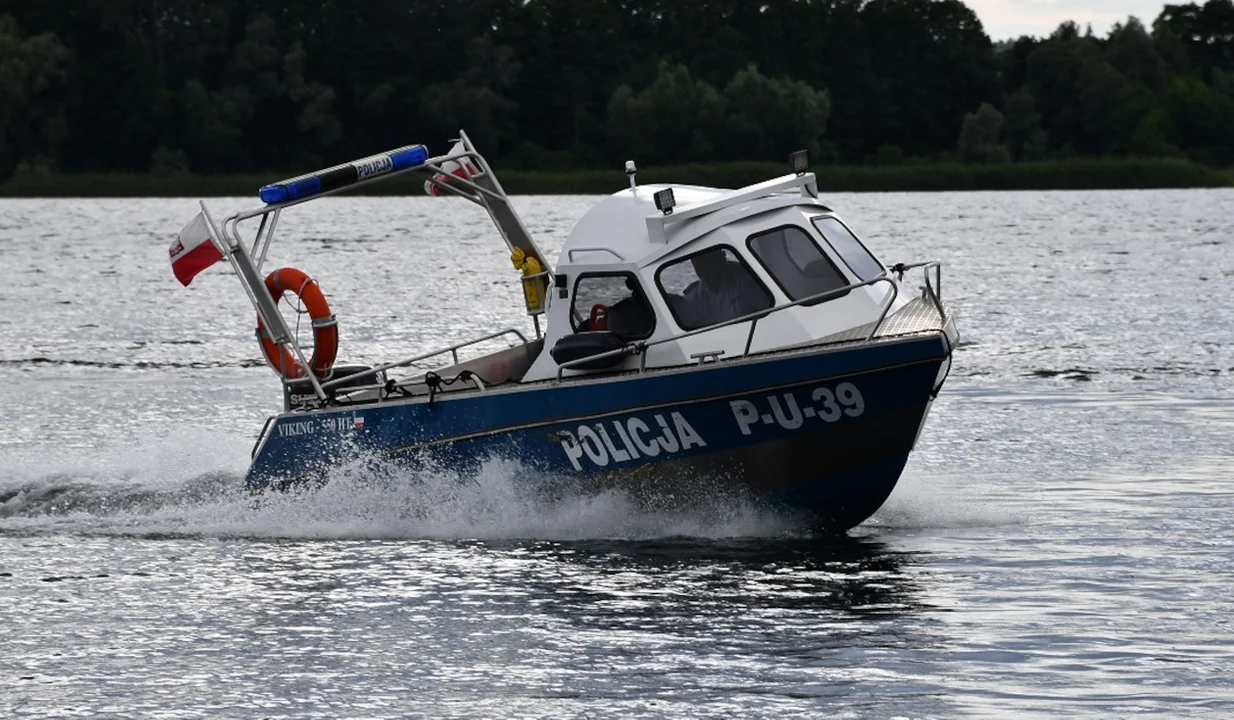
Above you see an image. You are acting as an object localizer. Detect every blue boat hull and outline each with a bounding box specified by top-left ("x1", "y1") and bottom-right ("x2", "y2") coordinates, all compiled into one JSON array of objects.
[{"x1": 247, "y1": 334, "x2": 950, "y2": 530}]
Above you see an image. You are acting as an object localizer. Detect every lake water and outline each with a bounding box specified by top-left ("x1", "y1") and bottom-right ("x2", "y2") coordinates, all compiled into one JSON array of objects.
[{"x1": 2, "y1": 189, "x2": 1232, "y2": 718}]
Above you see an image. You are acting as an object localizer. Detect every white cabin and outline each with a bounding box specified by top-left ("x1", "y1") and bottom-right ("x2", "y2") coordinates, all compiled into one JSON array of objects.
[{"x1": 523, "y1": 173, "x2": 907, "y2": 382}]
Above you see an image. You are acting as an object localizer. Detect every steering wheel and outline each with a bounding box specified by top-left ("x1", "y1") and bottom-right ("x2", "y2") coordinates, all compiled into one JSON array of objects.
[{"x1": 589, "y1": 303, "x2": 609, "y2": 331}]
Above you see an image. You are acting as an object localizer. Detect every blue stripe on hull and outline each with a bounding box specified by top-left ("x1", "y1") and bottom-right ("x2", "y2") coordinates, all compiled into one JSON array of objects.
[{"x1": 247, "y1": 336, "x2": 946, "y2": 529}]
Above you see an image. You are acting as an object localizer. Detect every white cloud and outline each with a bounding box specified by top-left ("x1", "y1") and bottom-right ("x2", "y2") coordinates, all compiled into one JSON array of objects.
[{"x1": 965, "y1": 0, "x2": 1171, "y2": 40}]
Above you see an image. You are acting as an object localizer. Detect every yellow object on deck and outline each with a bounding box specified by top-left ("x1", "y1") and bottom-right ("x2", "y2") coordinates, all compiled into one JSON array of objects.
[{"x1": 511, "y1": 247, "x2": 549, "y2": 315}]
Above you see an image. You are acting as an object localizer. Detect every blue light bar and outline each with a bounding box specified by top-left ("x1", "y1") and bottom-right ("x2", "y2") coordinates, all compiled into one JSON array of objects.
[{"x1": 259, "y1": 144, "x2": 430, "y2": 204}]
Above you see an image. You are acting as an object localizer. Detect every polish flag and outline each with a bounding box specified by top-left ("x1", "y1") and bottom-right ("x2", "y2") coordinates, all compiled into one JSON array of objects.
[
  {"x1": 423, "y1": 141, "x2": 479, "y2": 197},
  {"x1": 170, "y1": 212, "x2": 224, "y2": 286}
]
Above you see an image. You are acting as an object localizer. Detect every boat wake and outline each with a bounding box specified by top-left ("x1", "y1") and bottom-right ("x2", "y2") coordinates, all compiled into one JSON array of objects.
[
  {"x1": 870, "y1": 470, "x2": 1022, "y2": 530},
  {"x1": 0, "y1": 432, "x2": 801, "y2": 541}
]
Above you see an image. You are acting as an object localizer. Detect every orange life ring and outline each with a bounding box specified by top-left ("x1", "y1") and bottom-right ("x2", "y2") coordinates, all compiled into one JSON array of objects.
[{"x1": 256, "y1": 267, "x2": 339, "y2": 379}]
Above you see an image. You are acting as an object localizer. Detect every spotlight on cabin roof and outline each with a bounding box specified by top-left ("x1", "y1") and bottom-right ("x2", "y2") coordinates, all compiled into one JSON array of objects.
[
  {"x1": 789, "y1": 149, "x2": 810, "y2": 175},
  {"x1": 653, "y1": 188, "x2": 676, "y2": 216}
]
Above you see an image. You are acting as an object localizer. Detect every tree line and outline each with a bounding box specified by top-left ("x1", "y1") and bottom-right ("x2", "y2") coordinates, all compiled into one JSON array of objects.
[{"x1": 2, "y1": 0, "x2": 1233, "y2": 183}]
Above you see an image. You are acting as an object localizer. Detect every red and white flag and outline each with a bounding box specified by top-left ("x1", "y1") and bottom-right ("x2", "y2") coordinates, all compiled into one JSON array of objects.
[
  {"x1": 170, "y1": 212, "x2": 224, "y2": 286},
  {"x1": 424, "y1": 140, "x2": 479, "y2": 197}
]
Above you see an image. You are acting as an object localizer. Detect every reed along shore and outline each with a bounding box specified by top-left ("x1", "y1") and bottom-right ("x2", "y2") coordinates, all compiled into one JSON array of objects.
[{"x1": 1, "y1": 158, "x2": 1227, "y2": 198}]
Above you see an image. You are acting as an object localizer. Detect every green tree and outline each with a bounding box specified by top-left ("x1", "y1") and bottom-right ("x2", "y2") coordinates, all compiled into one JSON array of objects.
[
  {"x1": 418, "y1": 35, "x2": 522, "y2": 156},
  {"x1": 1128, "y1": 108, "x2": 1179, "y2": 157},
  {"x1": 995, "y1": 37, "x2": 1041, "y2": 98},
  {"x1": 500, "y1": 0, "x2": 638, "y2": 160},
  {"x1": 1156, "y1": 0, "x2": 1234, "y2": 81},
  {"x1": 1002, "y1": 87, "x2": 1047, "y2": 160},
  {"x1": 957, "y1": 103, "x2": 1009, "y2": 163},
  {"x1": 1163, "y1": 76, "x2": 1234, "y2": 164},
  {"x1": 1151, "y1": 21, "x2": 1191, "y2": 77},
  {"x1": 1053, "y1": 21, "x2": 1082, "y2": 41},
  {"x1": 3, "y1": 0, "x2": 1234, "y2": 176},
  {"x1": 1026, "y1": 31, "x2": 1131, "y2": 156},
  {"x1": 760, "y1": 0, "x2": 876, "y2": 164},
  {"x1": 607, "y1": 61, "x2": 726, "y2": 164},
  {"x1": 179, "y1": 79, "x2": 247, "y2": 173},
  {"x1": 720, "y1": 65, "x2": 830, "y2": 161},
  {"x1": 1213, "y1": 68, "x2": 1234, "y2": 97},
  {"x1": 0, "y1": 15, "x2": 69, "y2": 181},
  {"x1": 859, "y1": 0, "x2": 997, "y2": 158},
  {"x1": 223, "y1": 14, "x2": 342, "y2": 170},
  {"x1": 1106, "y1": 17, "x2": 1167, "y2": 92},
  {"x1": 865, "y1": 144, "x2": 904, "y2": 166},
  {"x1": 283, "y1": 42, "x2": 340, "y2": 150},
  {"x1": 1076, "y1": 56, "x2": 1131, "y2": 155}
]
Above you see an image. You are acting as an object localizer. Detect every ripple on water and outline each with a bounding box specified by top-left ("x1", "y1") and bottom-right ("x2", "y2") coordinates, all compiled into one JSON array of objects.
[{"x1": 1, "y1": 191, "x2": 1233, "y2": 718}]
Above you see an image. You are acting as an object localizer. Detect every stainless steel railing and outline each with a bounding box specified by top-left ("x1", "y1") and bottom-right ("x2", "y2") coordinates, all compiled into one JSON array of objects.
[
  {"x1": 893, "y1": 260, "x2": 943, "y2": 315},
  {"x1": 317, "y1": 327, "x2": 529, "y2": 391}
]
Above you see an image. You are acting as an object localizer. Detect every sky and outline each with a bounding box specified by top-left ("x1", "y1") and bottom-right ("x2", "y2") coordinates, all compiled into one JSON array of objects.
[{"x1": 966, "y1": 1, "x2": 1173, "y2": 40}]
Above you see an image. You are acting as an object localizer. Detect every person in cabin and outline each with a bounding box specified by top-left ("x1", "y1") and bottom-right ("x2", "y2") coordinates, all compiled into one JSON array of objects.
[
  {"x1": 602, "y1": 277, "x2": 655, "y2": 339},
  {"x1": 677, "y1": 249, "x2": 770, "y2": 328}
]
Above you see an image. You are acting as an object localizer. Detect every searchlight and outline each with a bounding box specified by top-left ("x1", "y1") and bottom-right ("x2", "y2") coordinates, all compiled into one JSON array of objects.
[
  {"x1": 789, "y1": 149, "x2": 810, "y2": 175},
  {"x1": 654, "y1": 188, "x2": 676, "y2": 216}
]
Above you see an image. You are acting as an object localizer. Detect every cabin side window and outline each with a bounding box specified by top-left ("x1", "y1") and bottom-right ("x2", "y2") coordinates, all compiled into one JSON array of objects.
[
  {"x1": 812, "y1": 216, "x2": 884, "y2": 282},
  {"x1": 656, "y1": 246, "x2": 774, "y2": 331},
  {"x1": 570, "y1": 273, "x2": 655, "y2": 339},
  {"x1": 747, "y1": 225, "x2": 850, "y2": 304}
]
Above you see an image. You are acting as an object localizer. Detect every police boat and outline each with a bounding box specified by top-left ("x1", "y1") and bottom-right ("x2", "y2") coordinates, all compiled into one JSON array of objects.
[{"x1": 181, "y1": 131, "x2": 957, "y2": 531}]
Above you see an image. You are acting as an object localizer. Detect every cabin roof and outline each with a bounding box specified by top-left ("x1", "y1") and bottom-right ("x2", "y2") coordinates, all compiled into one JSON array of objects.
[
  {"x1": 560, "y1": 184, "x2": 719, "y2": 266},
  {"x1": 560, "y1": 173, "x2": 821, "y2": 267}
]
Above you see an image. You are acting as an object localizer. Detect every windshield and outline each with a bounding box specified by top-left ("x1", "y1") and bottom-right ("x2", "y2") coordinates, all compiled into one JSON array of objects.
[
  {"x1": 747, "y1": 225, "x2": 849, "y2": 303},
  {"x1": 811, "y1": 216, "x2": 883, "y2": 282}
]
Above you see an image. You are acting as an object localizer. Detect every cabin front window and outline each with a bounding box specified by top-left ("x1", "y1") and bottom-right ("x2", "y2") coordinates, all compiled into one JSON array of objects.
[
  {"x1": 812, "y1": 216, "x2": 883, "y2": 282},
  {"x1": 656, "y1": 246, "x2": 773, "y2": 331},
  {"x1": 570, "y1": 273, "x2": 655, "y2": 339},
  {"x1": 747, "y1": 225, "x2": 849, "y2": 304}
]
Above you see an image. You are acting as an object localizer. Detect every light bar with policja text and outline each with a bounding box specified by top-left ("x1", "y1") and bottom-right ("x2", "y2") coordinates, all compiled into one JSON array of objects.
[{"x1": 258, "y1": 144, "x2": 430, "y2": 204}]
